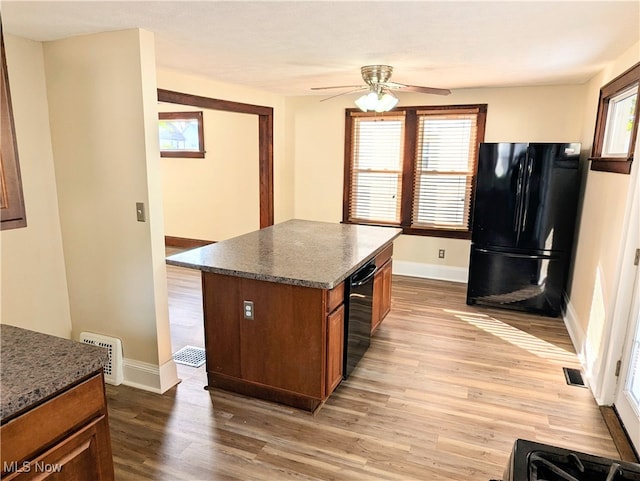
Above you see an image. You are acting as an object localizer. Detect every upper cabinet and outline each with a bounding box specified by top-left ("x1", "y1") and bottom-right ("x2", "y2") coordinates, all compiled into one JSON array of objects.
[{"x1": 1, "y1": 27, "x2": 27, "y2": 230}]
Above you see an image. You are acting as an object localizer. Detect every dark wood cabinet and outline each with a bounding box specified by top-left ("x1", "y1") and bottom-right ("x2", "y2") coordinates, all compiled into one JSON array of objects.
[
  {"x1": 3, "y1": 416, "x2": 112, "y2": 481},
  {"x1": 198, "y1": 240, "x2": 395, "y2": 411},
  {"x1": 1, "y1": 27, "x2": 27, "y2": 230},
  {"x1": 0, "y1": 373, "x2": 114, "y2": 480},
  {"x1": 325, "y1": 304, "x2": 344, "y2": 395},
  {"x1": 202, "y1": 272, "x2": 345, "y2": 411},
  {"x1": 372, "y1": 245, "x2": 393, "y2": 333}
]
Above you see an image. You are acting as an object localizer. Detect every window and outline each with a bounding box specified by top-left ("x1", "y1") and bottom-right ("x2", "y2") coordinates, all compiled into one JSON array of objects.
[
  {"x1": 348, "y1": 114, "x2": 405, "y2": 223},
  {"x1": 158, "y1": 111, "x2": 206, "y2": 158},
  {"x1": 344, "y1": 105, "x2": 487, "y2": 238},
  {"x1": 590, "y1": 62, "x2": 640, "y2": 174}
]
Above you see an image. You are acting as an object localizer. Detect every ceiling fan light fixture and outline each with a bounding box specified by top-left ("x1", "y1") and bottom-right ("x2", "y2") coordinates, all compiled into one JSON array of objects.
[
  {"x1": 355, "y1": 89, "x2": 399, "y2": 112},
  {"x1": 355, "y1": 91, "x2": 376, "y2": 111},
  {"x1": 354, "y1": 94, "x2": 368, "y2": 111},
  {"x1": 376, "y1": 91, "x2": 399, "y2": 112},
  {"x1": 313, "y1": 64, "x2": 450, "y2": 105}
]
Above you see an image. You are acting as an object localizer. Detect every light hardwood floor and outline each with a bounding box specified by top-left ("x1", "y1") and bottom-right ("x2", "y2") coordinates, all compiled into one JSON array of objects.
[{"x1": 106, "y1": 264, "x2": 620, "y2": 480}]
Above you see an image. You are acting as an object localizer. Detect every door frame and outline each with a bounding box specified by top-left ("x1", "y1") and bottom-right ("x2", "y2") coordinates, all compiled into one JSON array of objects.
[
  {"x1": 599, "y1": 134, "x2": 639, "y2": 404},
  {"x1": 157, "y1": 88, "x2": 274, "y2": 229},
  {"x1": 614, "y1": 260, "x2": 640, "y2": 453}
]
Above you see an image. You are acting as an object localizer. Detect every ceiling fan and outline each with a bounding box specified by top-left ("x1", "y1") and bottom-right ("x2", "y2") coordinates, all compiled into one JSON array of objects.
[{"x1": 311, "y1": 65, "x2": 451, "y2": 112}]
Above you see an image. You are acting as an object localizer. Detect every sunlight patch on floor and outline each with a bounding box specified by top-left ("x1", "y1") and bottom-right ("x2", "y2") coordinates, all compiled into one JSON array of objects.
[{"x1": 447, "y1": 309, "x2": 577, "y2": 364}]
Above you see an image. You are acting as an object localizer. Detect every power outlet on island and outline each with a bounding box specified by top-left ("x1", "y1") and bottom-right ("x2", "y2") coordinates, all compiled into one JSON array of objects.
[
  {"x1": 243, "y1": 300, "x2": 254, "y2": 320},
  {"x1": 438, "y1": 249, "x2": 445, "y2": 259}
]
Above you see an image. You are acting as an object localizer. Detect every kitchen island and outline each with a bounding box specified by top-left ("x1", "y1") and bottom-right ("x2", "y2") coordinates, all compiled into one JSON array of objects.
[
  {"x1": 0, "y1": 324, "x2": 115, "y2": 479},
  {"x1": 166, "y1": 219, "x2": 402, "y2": 411}
]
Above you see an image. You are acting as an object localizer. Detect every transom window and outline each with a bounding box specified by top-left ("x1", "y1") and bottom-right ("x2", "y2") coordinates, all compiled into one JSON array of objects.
[
  {"x1": 591, "y1": 62, "x2": 640, "y2": 174},
  {"x1": 343, "y1": 104, "x2": 487, "y2": 239},
  {"x1": 603, "y1": 86, "x2": 637, "y2": 157}
]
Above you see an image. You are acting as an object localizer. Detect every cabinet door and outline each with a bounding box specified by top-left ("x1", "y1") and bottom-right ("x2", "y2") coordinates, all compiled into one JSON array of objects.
[
  {"x1": 371, "y1": 260, "x2": 392, "y2": 333},
  {"x1": 379, "y1": 260, "x2": 392, "y2": 322},
  {"x1": 326, "y1": 305, "x2": 344, "y2": 395},
  {"x1": 3, "y1": 416, "x2": 114, "y2": 481},
  {"x1": 1, "y1": 33, "x2": 27, "y2": 230}
]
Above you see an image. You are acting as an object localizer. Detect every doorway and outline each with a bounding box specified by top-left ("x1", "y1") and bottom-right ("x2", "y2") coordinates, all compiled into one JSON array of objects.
[
  {"x1": 158, "y1": 88, "x2": 275, "y2": 364},
  {"x1": 157, "y1": 88, "x2": 274, "y2": 229},
  {"x1": 610, "y1": 137, "x2": 640, "y2": 456},
  {"x1": 614, "y1": 271, "x2": 640, "y2": 454},
  {"x1": 159, "y1": 102, "x2": 260, "y2": 243},
  {"x1": 612, "y1": 169, "x2": 640, "y2": 456}
]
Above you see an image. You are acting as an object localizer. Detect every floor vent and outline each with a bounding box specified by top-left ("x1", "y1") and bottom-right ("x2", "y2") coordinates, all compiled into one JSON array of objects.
[
  {"x1": 173, "y1": 346, "x2": 206, "y2": 367},
  {"x1": 563, "y1": 367, "x2": 587, "y2": 388},
  {"x1": 79, "y1": 332, "x2": 124, "y2": 386}
]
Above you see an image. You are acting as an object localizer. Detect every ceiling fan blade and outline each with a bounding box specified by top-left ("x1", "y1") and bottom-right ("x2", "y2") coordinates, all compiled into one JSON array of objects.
[
  {"x1": 319, "y1": 87, "x2": 368, "y2": 102},
  {"x1": 311, "y1": 85, "x2": 364, "y2": 91},
  {"x1": 397, "y1": 84, "x2": 451, "y2": 95}
]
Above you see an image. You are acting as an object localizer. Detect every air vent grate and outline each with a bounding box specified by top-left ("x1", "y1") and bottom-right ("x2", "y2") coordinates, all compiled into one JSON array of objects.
[
  {"x1": 563, "y1": 367, "x2": 587, "y2": 388},
  {"x1": 172, "y1": 345, "x2": 206, "y2": 368},
  {"x1": 80, "y1": 332, "x2": 123, "y2": 385}
]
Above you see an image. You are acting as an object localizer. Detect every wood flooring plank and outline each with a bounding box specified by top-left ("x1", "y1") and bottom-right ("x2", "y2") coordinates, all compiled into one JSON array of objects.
[{"x1": 106, "y1": 271, "x2": 624, "y2": 480}]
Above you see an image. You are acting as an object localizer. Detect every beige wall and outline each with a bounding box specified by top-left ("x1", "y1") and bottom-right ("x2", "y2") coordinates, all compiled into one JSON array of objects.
[
  {"x1": 3, "y1": 21, "x2": 634, "y2": 401},
  {"x1": 0, "y1": 35, "x2": 72, "y2": 338},
  {"x1": 43, "y1": 29, "x2": 177, "y2": 391},
  {"x1": 157, "y1": 68, "x2": 292, "y2": 232},
  {"x1": 287, "y1": 84, "x2": 587, "y2": 279},
  {"x1": 566, "y1": 42, "x2": 639, "y2": 402},
  {"x1": 158, "y1": 103, "x2": 260, "y2": 241}
]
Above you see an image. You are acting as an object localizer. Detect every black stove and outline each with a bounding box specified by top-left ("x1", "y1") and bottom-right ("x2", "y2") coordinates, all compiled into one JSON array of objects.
[{"x1": 502, "y1": 439, "x2": 640, "y2": 481}]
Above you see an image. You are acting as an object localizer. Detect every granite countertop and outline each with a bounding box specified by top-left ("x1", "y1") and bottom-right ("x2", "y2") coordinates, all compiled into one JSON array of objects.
[
  {"x1": 0, "y1": 324, "x2": 109, "y2": 422},
  {"x1": 166, "y1": 219, "x2": 402, "y2": 289}
]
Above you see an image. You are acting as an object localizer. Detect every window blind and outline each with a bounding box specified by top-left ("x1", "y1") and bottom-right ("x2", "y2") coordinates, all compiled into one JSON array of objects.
[
  {"x1": 343, "y1": 104, "x2": 486, "y2": 237},
  {"x1": 412, "y1": 113, "x2": 478, "y2": 230},
  {"x1": 348, "y1": 114, "x2": 405, "y2": 224}
]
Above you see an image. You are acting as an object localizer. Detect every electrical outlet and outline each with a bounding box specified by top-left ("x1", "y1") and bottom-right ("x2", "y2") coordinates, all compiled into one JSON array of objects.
[
  {"x1": 243, "y1": 300, "x2": 254, "y2": 320},
  {"x1": 438, "y1": 249, "x2": 445, "y2": 259}
]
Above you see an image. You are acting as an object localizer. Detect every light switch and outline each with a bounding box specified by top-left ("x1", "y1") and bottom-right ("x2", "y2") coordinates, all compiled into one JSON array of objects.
[{"x1": 136, "y1": 202, "x2": 146, "y2": 222}]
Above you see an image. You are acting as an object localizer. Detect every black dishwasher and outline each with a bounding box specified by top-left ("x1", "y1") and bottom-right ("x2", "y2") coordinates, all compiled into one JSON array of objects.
[{"x1": 343, "y1": 259, "x2": 376, "y2": 379}]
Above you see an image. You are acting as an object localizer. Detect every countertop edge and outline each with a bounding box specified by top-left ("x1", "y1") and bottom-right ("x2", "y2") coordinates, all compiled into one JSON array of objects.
[
  {"x1": 1, "y1": 370, "x2": 104, "y2": 424},
  {"x1": 165, "y1": 260, "x2": 335, "y2": 289},
  {"x1": 167, "y1": 233, "x2": 400, "y2": 289},
  {"x1": 1, "y1": 325, "x2": 110, "y2": 423}
]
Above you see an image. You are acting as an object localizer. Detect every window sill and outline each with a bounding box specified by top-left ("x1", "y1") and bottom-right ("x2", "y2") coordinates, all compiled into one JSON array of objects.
[
  {"x1": 589, "y1": 157, "x2": 633, "y2": 174},
  {"x1": 160, "y1": 151, "x2": 206, "y2": 158},
  {"x1": 342, "y1": 220, "x2": 471, "y2": 240}
]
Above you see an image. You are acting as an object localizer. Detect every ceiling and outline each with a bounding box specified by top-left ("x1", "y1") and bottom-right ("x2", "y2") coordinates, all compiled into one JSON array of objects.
[{"x1": 3, "y1": 1, "x2": 639, "y2": 96}]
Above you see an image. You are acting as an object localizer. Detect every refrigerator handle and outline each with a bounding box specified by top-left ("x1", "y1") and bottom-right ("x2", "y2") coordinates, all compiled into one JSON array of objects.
[
  {"x1": 521, "y1": 146, "x2": 535, "y2": 231},
  {"x1": 513, "y1": 155, "x2": 526, "y2": 236},
  {"x1": 475, "y1": 248, "x2": 557, "y2": 260}
]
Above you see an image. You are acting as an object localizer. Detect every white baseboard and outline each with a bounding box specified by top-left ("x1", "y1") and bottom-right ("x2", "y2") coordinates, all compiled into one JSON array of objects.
[
  {"x1": 393, "y1": 260, "x2": 468, "y2": 283},
  {"x1": 562, "y1": 295, "x2": 605, "y2": 402},
  {"x1": 159, "y1": 358, "x2": 180, "y2": 393},
  {"x1": 122, "y1": 357, "x2": 180, "y2": 394},
  {"x1": 562, "y1": 294, "x2": 586, "y2": 363}
]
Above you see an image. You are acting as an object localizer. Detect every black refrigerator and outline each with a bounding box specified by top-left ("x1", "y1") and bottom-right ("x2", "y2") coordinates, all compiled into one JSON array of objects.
[{"x1": 466, "y1": 142, "x2": 581, "y2": 317}]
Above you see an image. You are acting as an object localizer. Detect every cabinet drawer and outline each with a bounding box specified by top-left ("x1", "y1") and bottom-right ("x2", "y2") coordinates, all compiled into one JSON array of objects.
[
  {"x1": 326, "y1": 281, "x2": 345, "y2": 314},
  {"x1": 375, "y1": 243, "x2": 393, "y2": 268},
  {"x1": 1, "y1": 373, "x2": 106, "y2": 473}
]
